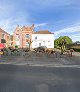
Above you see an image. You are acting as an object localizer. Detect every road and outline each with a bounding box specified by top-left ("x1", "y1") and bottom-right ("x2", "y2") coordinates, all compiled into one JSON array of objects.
[{"x1": 0, "y1": 64, "x2": 80, "y2": 92}]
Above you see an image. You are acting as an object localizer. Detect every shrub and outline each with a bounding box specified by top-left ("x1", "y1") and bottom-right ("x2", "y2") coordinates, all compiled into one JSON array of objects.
[
  {"x1": 15, "y1": 45, "x2": 18, "y2": 49},
  {"x1": 71, "y1": 46, "x2": 80, "y2": 52}
]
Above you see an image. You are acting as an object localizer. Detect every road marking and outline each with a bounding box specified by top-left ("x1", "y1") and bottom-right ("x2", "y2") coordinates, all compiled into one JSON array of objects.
[
  {"x1": 0, "y1": 62, "x2": 80, "y2": 68},
  {"x1": 9, "y1": 63, "x2": 80, "y2": 68}
]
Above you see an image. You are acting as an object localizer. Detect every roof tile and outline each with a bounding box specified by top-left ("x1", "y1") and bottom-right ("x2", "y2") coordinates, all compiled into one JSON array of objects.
[{"x1": 33, "y1": 30, "x2": 53, "y2": 34}]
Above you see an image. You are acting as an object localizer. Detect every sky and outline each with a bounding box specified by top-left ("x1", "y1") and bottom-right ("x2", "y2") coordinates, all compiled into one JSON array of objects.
[{"x1": 0, "y1": 0, "x2": 80, "y2": 42}]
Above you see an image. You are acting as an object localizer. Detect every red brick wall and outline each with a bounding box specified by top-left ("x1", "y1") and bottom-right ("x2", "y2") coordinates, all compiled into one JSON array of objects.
[
  {"x1": 0, "y1": 29, "x2": 10, "y2": 47},
  {"x1": 13, "y1": 24, "x2": 34, "y2": 48}
]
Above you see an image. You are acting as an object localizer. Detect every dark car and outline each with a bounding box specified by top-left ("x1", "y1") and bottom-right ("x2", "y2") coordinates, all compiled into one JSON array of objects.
[{"x1": 34, "y1": 46, "x2": 47, "y2": 52}]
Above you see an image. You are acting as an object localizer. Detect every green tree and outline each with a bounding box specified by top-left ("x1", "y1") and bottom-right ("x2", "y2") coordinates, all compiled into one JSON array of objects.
[
  {"x1": 54, "y1": 36, "x2": 73, "y2": 54},
  {"x1": 54, "y1": 36, "x2": 73, "y2": 48},
  {"x1": 62, "y1": 36, "x2": 72, "y2": 44}
]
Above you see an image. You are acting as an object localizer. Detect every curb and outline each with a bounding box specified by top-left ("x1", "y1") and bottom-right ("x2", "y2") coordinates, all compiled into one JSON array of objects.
[
  {"x1": 0, "y1": 63, "x2": 80, "y2": 68},
  {"x1": 28, "y1": 64, "x2": 80, "y2": 68}
]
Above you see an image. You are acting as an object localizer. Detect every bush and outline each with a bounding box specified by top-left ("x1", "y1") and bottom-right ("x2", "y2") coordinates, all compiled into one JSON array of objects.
[
  {"x1": 72, "y1": 48, "x2": 80, "y2": 52},
  {"x1": 54, "y1": 45, "x2": 61, "y2": 49},
  {"x1": 15, "y1": 45, "x2": 18, "y2": 49},
  {"x1": 71, "y1": 46, "x2": 80, "y2": 52}
]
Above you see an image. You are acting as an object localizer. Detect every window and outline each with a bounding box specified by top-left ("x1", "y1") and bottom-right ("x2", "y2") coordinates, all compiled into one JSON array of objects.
[
  {"x1": 48, "y1": 41, "x2": 51, "y2": 46},
  {"x1": 26, "y1": 34, "x2": 30, "y2": 38},
  {"x1": 2, "y1": 34, "x2": 5, "y2": 39},
  {"x1": 7, "y1": 36, "x2": 9, "y2": 39},
  {"x1": 10, "y1": 35, "x2": 13, "y2": 41},
  {"x1": 39, "y1": 43, "x2": 41, "y2": 46},
  {"x1": 17, "y1": 30, "x2": 19, "y2": 32},
  {"x1": 35, "y1": 36, "x2": 37, "y2": 39},
  {"x1": 16, "y1": 34, "x2": 20, "y2": 40}
]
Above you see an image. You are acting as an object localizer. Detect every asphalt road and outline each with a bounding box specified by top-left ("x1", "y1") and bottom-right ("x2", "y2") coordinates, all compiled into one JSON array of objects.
[{"x1": 0, "y1": 64, "x2": 80, "y2": 92}]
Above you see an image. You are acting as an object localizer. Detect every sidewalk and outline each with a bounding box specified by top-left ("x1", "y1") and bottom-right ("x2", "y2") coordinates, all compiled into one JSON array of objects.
[
  {"x1": 0, "y1": 51, "x2": 80, "y2": 66},
  {"x1": 54, "y1": 48, "x2": 80, "y2": 56}
]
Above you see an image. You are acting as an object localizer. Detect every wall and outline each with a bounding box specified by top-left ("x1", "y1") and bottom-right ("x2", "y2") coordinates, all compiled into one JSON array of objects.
[
  {"x1": 13, "y1": 25, "x2": 34, "y2": 48},
  {"x1": 32, "y1": 34, "x2": 54, "y2": 48},
  {"x1": 0, "y1": 30, "x2": 10, "y2": 47}
]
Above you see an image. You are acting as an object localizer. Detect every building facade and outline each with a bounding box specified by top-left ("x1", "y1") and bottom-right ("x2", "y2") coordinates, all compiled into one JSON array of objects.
[
  {"x1": 0, "y1": 25, "x2": 54, "y2": 49},
  {"x1": 13, "y1": 24, "x2": 34, "y2": 48},
  {"x1": 32, "y1": 30, "x2": 54, "y2": 49},
  {"x1": 0, "y1": 28, "x2": 10, "y2": 48}
]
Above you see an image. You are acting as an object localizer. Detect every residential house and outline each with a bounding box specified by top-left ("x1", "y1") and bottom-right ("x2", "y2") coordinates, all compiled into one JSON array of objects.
[
  {"x1": 32, "y1": 30, "x2": 54, "y2": 49},
  {"x1": 13, "y1": 24, "x2": 34, "y2": 48},
  {"x1": 0, "y1": 28, "x2": 10, "y2": 48}
]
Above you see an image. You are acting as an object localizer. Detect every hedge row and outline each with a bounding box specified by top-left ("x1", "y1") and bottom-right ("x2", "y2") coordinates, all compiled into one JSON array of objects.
[{"x1": 71, "y1": 46, "x2": 80, "y2": 52}]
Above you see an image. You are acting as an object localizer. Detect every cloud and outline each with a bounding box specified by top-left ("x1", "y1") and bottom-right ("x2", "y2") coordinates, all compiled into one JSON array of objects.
[
  {"x1": 54, "y1": 25, "x2": 80, "y2": 36},
  {"x1": 35, "y1": 23, "x2": 48, "y2": 28},
  {"x1": 0, "y1": 16, "x2": 31, "y2": 35},
  {"x1": 70, "y1": 33, "x2": 80, "y2": 42},
  {"x1": 24, "y1": 0, "x2": 80, "y2": 9},
  {"x1": 0, "y1": 1, "x2": 31, "y2": 34},
  {"x1": 0, "y1": 2, "x2": 15, "y2": 17},
  {"x1": 0, "y1": 18, "x2": 19, "y2": 34},
  {"x1": 0, "y1": 0, "x2": 80, "y2": 41},
  {"x1": 54, "y1": 23, "x2": 80, "y2": 42}
]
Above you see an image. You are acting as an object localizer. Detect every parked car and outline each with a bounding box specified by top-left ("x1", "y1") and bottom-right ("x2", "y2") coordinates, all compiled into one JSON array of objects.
[{"x1": 34, "y1": 46, "x2": 47, "y2": 52}]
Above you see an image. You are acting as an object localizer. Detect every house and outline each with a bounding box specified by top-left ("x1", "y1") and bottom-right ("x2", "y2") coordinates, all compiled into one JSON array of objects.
[
  {"x1": 0, "y1": 28, "x2": 10, "y2": 48},
  {"x1": 32, "y1": 30, "x2": 54, "y2": 49},
  {"x1": 13, "y1": 24, "x2": 34, "y2": 48},
  {"x1": 74, "y1": 41, "x2": 80, "y2": 45}
]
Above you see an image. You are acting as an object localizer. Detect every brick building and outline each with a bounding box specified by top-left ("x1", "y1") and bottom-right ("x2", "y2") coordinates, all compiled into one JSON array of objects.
[
  {"x1": 13, "y1": 24, "x2": 34, "y2": 48},
  {"x1": 0, "y1": 28, "x2": 10, "y2": 48}
]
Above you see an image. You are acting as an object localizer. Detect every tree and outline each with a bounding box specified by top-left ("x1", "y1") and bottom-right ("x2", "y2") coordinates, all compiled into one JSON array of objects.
[
  {"x1": 26, "y1": 39, "x2": 33, "y2": 51},
  {"x1": 62, "y1": 36, "x2": 72, "y2": 44},
  {"x1": 54, "y1": 36, "x2": 73, "y2": 54},
  {"x1": 60, "y1": 39, "x2": 67, "y2": 54},
  {"x1": 54, "y1": 36, "x2": 72, "y2": 55},
  {"x1": 54, "y1": 36, "x2": 72, "y2": 47}
]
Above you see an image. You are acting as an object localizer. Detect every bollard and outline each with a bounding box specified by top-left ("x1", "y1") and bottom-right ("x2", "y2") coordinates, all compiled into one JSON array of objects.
[
  {"x1": 55, "y1": 52, "x2": 57, "y2": 58},
  {"x1": 70, "y1": 49, "x2": 74, "y2": 57}
]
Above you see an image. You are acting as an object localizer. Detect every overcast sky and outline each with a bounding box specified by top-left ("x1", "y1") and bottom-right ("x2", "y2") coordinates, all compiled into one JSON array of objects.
[{"x1": 0, "y1": 0, "x2": 80, "y2": 42}]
